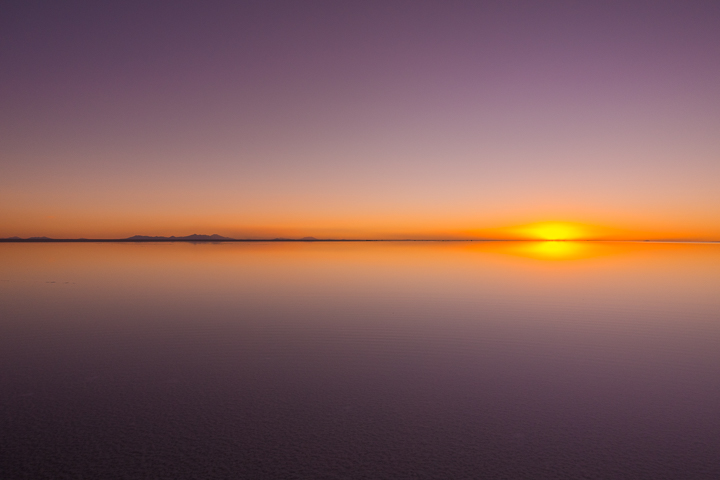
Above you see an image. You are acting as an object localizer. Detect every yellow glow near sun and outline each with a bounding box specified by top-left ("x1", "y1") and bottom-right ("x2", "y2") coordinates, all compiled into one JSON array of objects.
[{"x1": 513, "y1": 222, "x2": 590, "y2": 240}]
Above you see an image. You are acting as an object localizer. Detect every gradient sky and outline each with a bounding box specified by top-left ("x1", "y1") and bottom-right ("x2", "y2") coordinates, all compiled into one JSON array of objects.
[{"x1": 2, "y1": 0, "x2": 719, "y2": 239}]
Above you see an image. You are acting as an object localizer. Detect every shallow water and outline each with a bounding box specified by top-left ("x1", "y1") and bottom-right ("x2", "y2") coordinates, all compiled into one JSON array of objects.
[{"x1": 1, "y1": 241, "x2": 720, "y2": 479}]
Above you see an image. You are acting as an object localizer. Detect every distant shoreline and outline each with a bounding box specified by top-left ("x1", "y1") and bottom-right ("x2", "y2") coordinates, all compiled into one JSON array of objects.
[
  {"x1": 1, "y1": 238, "x2": 484, "y2": 243},
  {"x1": 1, "y1": 238, "x2": 718, "y2": 244}
]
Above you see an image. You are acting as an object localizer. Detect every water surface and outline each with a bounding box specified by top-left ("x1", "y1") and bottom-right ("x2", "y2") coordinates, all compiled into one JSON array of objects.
[{"x1": 1, "y1": 241, "x2": 720, "y2": 479}]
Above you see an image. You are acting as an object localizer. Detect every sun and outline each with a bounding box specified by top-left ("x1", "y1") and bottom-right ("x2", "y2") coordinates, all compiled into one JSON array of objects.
[
  {"x1": 472, "y1": 220, "x2": 623, "y2": 242},
  {"x1": 513, "y1": 221, "x2": 590, "y2": 241}
]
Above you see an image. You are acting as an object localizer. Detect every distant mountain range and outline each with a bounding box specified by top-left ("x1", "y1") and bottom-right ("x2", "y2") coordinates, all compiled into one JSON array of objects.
[
  {"x1": 2, "y1": 236, "x2": 53, "y2": 240},
  {"x1": 0, "y1": 234, "x2": 329, "y2": 242},
  {"x1": 0, "y1": 234, "x2": 237, "y2": 242},
  {"x1": 126, "y1": 234, "x2": 234, "y2": 241}
]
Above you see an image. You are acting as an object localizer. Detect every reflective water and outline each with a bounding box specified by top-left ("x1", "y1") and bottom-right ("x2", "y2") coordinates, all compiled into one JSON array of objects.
[{"x1": 1, "y1": 242, "x2": 719, "y2": 479}]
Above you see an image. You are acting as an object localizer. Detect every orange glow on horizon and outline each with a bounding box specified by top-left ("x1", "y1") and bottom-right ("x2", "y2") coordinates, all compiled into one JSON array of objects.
[{"x1": 2, "y1": 210, "x2": 719, "y2": 241}]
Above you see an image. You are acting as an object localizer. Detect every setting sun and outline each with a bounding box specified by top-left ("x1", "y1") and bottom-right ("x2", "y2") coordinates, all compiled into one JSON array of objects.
[{"x1": 511, "y1": 222, "x2": 594, "y2": 240}]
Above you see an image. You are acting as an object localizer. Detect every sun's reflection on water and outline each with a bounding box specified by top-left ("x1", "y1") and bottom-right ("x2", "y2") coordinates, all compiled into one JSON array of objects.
[
  {"x1": 516, "y1": 241, "x2": 594, "y2": 260},
  {"x1": 488, "y1": 241, "x2": 614, "y2": 261}
]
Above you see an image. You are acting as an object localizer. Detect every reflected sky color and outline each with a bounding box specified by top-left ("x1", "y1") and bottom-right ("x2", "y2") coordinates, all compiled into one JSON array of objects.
[
  {"x1": 2, "y1": 1, "x2": 720, "y2": 239},
  {"x1": 2, "y1": 241, "x2": 720, "y2": 320},
  {"x1": 1, "y1": 242, "x2": 720, "y2": 477}
]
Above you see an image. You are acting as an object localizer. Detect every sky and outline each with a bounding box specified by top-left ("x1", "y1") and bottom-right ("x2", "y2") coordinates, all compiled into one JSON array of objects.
[{"x1": 2, "y1": 0, "x2": 720, "y2": 240}]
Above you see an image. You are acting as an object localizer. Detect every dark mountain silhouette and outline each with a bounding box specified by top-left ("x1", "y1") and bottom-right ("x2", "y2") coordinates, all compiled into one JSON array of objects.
[
  {"x1": 126, "y1": 234, "x2": 234, "y2": 241},
  {"x1": 0, "y1": 236, "x2": 55, "y2": 241}
]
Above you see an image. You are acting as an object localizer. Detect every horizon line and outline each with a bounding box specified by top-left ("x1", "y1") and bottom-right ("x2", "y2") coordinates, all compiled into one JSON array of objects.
[{"x1": 2, "y1": 236, "x2": 719, "y2": 244}]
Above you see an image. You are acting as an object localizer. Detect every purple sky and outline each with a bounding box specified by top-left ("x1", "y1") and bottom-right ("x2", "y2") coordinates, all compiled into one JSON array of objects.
[{"x1": 2, "y1": 1, "x2": 720, "y2": 238}]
